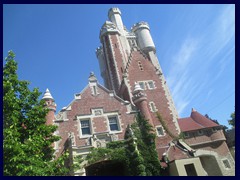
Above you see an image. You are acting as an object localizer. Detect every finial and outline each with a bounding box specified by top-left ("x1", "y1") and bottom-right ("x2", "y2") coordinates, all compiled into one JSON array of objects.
[
  {"x1": 192, "y1": 108, "x2": 197, "y2": 112},
  {"x1": 42, "y1": 88, "x2": 54, "y2": 100},
  {"x1": 88, "y1": 72, "x2": 97, "y2": 82}
]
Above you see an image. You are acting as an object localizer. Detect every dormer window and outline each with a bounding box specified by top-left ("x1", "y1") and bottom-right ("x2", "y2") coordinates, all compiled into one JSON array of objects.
[
  {"x1": 184, "y1": 132, "x2": 190, "y2": 138},
  {"x1": 212, "y1": 127, "x2": 217, "y2": 132},
  {"x1": 198, "y1": 130, "x2": 203, "y2": 135}
]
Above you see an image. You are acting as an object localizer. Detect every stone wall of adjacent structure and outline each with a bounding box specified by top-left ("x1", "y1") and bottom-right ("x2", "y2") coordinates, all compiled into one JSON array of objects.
[
  {"x1": 184, "y1": 129, "x2": 235, "y2": 176},
  {"x1": 169, "y1": 157, "x2": 207, "y2": 176},
  {"x1": 184, "y1": 128, "x2": 226, "y2": 146}
]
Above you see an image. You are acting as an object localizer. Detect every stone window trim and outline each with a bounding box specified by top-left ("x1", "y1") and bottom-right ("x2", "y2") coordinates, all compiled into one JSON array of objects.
[
  {"x1": 156, "y1": 125, "x2": 165, "y2": 137},
  {"x1": 222, "y1": 159, "x2": 231, "y2": 169},
  {"x1": 91, "y1": 108, "x2": 103, "y2": 116},
  {"x1": 149, "y1": 101, "x2": 158, "y2": 112},
  {"x1": 79, "y1": 118, "x2": 93, "y2": 139}
]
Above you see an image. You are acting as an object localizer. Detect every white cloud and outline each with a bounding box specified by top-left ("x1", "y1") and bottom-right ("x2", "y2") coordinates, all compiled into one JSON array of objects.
[{"x1": 165, "y1": 5, "x2": 235, "y2": 118}]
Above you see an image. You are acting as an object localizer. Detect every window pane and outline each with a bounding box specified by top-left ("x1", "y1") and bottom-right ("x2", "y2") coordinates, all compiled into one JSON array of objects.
[
  {"x1": 157, "y1": 127, "x2": 164, "y2": 136},
  {"x1": 81, "y1": 120, "x2": 91, "y2": 135},
  {"x1": 81, "y1": 120, "x2": 89, "y2": 128},
  {"x1": 139, "y1": 82, "x2": 145, "y2": 90},
  {"x1": 109, "y1": 117, "x2": 117, "y2": 124},
  {"x1": 148, "y1": 81, "x2": 154, "y2": 89},
  {"x1": 110, "y1": 124, "x2": 119, "y2": 131},
  {"x1": 223, "y1": 160, "x2": 231, "y2": 168},
  {"x1": 108, "y1": 116, "x2": 119, "y2": 131},
  {"x1": 82, "y1": 127, "x2": 91, "y2": 135},
  {"x1": 150, "y1": 102, "x2": 156, "y2": 112}
]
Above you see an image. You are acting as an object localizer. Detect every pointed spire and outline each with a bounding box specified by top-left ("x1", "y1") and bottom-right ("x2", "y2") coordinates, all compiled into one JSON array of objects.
[
  {"x1": 42, "y1": 88, "x2": 54, "y2": 100},
  {"x1": 133, "y1": 82, "x2": 143, "y2": 92}
]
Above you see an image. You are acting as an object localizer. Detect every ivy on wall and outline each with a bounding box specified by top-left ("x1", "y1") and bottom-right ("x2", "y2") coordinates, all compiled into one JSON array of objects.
[
  {"x1": 85, "y1": 113, "x2": 162, "y2": 176},
  {"x1": 156, "y1": 112, "x2": 184, "y2": 141}
]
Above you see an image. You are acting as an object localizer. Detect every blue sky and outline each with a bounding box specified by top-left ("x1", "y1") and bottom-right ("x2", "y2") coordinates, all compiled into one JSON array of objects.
[{"x1": 3, "y1": 4, "x2": 235, "y2": 128}]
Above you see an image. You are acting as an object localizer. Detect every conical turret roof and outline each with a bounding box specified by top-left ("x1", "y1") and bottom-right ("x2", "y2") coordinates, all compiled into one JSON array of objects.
[
  {"x1": 133, "y1": 82, "x2": 143, "y2": 92},
  {"x1": 42, "y1": 88, "x2": 54, "y2": 100}
]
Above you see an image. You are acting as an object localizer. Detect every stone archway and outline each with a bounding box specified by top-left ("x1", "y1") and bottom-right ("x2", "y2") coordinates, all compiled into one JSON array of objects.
[
  {"x1": 195, "y1": 150, "x2": 223, "y2": 176},
  {"x1": 85, "y1": 160, "x2": 125, "y2": 176}
]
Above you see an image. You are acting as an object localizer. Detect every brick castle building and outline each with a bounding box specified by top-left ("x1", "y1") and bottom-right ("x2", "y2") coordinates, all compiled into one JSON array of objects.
[{"x1": 42, "y1": 8, "x2": 235, "y2": 176}]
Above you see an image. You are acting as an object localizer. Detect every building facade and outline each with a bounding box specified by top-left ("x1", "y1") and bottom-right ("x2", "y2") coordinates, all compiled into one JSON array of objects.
[{"x1": 42, "y1": 8, "x2": 235, "y2": 176}]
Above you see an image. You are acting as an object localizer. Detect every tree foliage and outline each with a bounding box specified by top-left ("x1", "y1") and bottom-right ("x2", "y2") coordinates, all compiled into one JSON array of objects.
[
  {"x1": 3, "y1": 51, "x2": 69, "y2": 176},
  {"x1": 228, "y1": 111, "x2": 235, "y2": 128}
]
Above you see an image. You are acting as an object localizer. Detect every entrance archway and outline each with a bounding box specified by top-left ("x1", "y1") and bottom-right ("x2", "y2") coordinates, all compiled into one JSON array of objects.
[
  {"x1": 199, "y1": 155, "x2": 222, "y2": 176},
  {"x1": 195, "y1": 149, "x2": 223, "y2": 176},
  {"x1": 85, "y1": 160, "x2": 125, "y2": 176}
]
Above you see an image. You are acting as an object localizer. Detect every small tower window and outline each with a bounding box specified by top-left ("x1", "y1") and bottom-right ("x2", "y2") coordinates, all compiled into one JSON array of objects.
[
  {"x1": 156, "y1": 126, "x2": 165, "y2": 137},
  {"x1": 147, "y1": 81, "x2": 155, "y2": 89},
  {"x1": 149, "y1": 101, "x2": 157, "y2": 112},
  {"x1": 115, "y1": 44, "x2": 117, "y2": 48},
  {"x1": 138, "y1": 61, "x2": 144, "y2": 71},
  {"x1": 92, "y1": 86, "x2": 98, "y2": 96},
  {"x1": 138, "y1": 82, "x2": 145, "y2": 90}
]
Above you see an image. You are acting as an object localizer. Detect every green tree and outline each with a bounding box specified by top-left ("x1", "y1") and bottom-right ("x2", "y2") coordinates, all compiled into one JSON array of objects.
[
  {"x1": 3, "y1": 51, "x2": 69, "y2": 176},
  {"x1": 228, "y1": 111, "x2": 235, "y2": 128}
]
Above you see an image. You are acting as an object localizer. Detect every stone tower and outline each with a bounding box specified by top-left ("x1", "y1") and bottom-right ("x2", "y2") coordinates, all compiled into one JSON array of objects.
[
  {"x1": 96, "y1": 7, "x2": 181, "y2": 156},
  {"x1": 42, "y1": 88, "x2": 56, "y2": 125}
]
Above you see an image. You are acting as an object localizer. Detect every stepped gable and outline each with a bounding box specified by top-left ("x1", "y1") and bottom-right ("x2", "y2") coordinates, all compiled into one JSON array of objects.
[{"x1": 178, "y1": 109, "x2": 219, "y2": 132}]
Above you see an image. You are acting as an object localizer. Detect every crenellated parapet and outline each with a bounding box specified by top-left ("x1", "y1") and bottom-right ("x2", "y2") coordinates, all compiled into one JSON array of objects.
[{"x1": 99, "y1": 21, "x2": 120, "y2": 42}]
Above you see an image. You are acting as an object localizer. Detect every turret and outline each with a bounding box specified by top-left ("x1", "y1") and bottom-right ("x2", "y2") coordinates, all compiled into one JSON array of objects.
[
  {"x1": 108, "y1": 7, "x2": 124, "y2": 33},
  {"x1": 42, "y1": 88, "x2": 56, "y2": 125},
  {"x1": 132, "y1": 82, "x2": 154, "y2": 127},
  {"x1": 131, "y1": 22, "x2": 156, "y2": 53},
  {"x1": 96, "y1": 46, "x2": 109, "y2": 88}
]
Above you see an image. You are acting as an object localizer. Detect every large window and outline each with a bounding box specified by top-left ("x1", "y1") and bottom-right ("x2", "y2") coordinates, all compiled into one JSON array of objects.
[
  {"x1": 80, "y1": 119, "x2": 91, "y2": 136},
  {"x1": 108, "y1": 116, "x2": 120, "y2": 131}
]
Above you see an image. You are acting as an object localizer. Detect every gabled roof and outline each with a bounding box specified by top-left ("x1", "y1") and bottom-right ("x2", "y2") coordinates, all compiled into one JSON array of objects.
[
  {"x1": 56, "y1": 81, "x2": 129, "y2": 114},
  {"x1": 178, "y1": 109, "x2": 219, "y2": 132}
]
